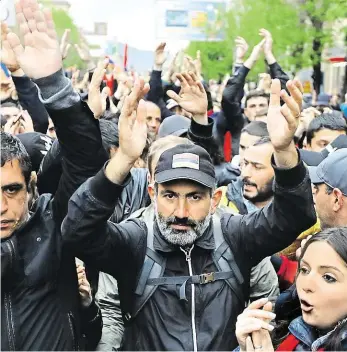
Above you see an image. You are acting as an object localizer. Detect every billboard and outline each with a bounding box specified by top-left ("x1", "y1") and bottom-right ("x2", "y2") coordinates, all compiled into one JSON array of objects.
[{"x1": 156, "y1": 0, "x2": 226, "y2": 41}]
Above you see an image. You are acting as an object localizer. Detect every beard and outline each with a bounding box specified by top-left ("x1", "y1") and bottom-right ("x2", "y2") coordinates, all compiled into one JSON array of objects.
[
  {"x1": 243, "y1": 177, "x2": 274, "y2": 204},
  {"x1": 154, "y1": 199, "x2": 212, "y2": 247}
]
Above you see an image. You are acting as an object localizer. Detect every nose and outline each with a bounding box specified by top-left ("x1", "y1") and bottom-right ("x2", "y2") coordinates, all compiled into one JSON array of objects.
[
  {"x1": 301, "y1": 272, "x2": 316, "y2": 294},
  {"x1": 241, "y1": 163, "x2": 251, "y2": 178},
  {"x1": 1, "y1": 193, "x2": 8, "y2": 216},
  {"x1": 174, "y1": 198, "x2": 189, "y2": 219}
]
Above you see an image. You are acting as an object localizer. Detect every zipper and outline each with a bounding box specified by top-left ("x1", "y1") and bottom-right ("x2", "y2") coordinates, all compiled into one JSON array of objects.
[
  {"x1": 67, "y1": 312, "x2": 79, "y2": 351},
  {"x1": 180, "y1": 245, "x2": 198, "y2": 352},
  {"x1": 4, "y1": 240, "x2": 16, "y2": 351}
]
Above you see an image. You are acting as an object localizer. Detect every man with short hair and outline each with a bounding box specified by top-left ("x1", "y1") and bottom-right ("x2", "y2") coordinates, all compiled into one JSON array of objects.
[
  {"x1": 310, "y1": 149, "x2": 347, "y2": 229},
  {"x1": 244, "y1": 90, "x2": 270, "y2": 122},
  {"x1": 62, "y1": 78, "x2": 316, "y2": 350},
  {"x1": 306, "y1": 112, "x2": 347, "y2": 152},
  {"x1": 1, "y1": 2, "x2": 107, "y2": 349},
  {"x1": 0, "y1": 101, "x2": 21, "y2": 122},
  {"x1": 145, "y1": 101, "x2": 162, "y2": 140}
]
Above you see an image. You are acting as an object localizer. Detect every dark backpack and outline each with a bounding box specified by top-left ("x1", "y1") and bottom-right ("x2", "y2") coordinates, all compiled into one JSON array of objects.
[{"x1": 123, "y1": 205, "x2": 245, "y2": 324}]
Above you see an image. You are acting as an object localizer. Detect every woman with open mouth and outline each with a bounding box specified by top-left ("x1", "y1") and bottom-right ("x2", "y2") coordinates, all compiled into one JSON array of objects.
[{"x1": 235, "y1": 227, "x2": 347, "y2": 351}]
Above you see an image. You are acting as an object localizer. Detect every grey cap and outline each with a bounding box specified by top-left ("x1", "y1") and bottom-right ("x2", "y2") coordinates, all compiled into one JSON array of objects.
[
  {"x1": 309, "y1": 148, "x2": 347, "y2": 196},
  {"x1": 158, "y1": 114, "x2": 191, "y2": 138}
]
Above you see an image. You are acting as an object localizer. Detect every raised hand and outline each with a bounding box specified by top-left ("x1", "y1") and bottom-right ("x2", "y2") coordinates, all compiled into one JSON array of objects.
[
  {"x1": 166, "y1": 72, "x2": 207, "y2": 119},
  {"x1": 117, "y1": 78, "x2": 150, "y2": 163},
  {"x1": 88, "y1": 59, "x2": 110, "y2": 119},
  {"x1": 60, "y1": 28, "x2": 71, "y2": 60},
  {"x1": 236, "y1": 298, "x2": 275, "y2": 352},
  {"x1": 267, "y1": 79, "x2": 303, "y2": 152},
  {"x1": 154, "y1": 42, "x2": 166, "y2": 69},
  {"x1": 259, "y1": 28, "x2": 275, "y2": 64},
  {"x1": 75, "y1": 43, "x2": 91, "y2": 62},
  {"x1": 244, "y1": 39, "x2": 265, "y2": 69},
  {"x1": 235, "y1": 36, "x2": 249, "y2": 63},
  {"x1": 1, "y1": 22, "x2": 21, "y2": 72},
  {"x1": 6, "y1": 0, "x2": 63, "y2": 79}
]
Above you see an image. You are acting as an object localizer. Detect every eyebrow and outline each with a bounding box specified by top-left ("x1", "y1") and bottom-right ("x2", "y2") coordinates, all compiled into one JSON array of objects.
[
  {"x1": 243, "y1": 158, "x2": 265, "y2": 167},
  {"x1": 301, "y1": 259, "x2": 344, "y2": 274},
  {"x1": 1, "y1": 182, "x2": 24, "y2": 191},
  {"x1": 160, "y1": 190, "x2": 207, "y2": 197}
]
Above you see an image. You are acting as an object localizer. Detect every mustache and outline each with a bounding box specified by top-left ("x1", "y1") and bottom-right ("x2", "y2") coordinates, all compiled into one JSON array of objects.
[
  {"x1": 165, "y1": 216, "x2": 198, "y2": 227},
  {"x1": 242, "y1": 179, "x2": 257, "y2": 188}
]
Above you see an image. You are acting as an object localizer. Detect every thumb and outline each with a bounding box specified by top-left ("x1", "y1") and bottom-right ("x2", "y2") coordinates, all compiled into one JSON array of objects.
[
  {"x1": 167, "y1": 90, "x2": 181, "y2": 103},
  {"x1": 270, "y1": 79, "x2": 281, "y2": 107}
]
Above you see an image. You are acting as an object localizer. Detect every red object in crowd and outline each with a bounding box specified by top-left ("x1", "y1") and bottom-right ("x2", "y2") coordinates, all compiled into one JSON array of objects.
[
  {"x1": 277, "y1": 255, "x2": 298, "y2": 291},
  {"x1": 277, "y1": 333, "x2": 324, "y2": 351},
  {"x1": 124, "y1": 44, "x2": 128, "y2": 70},
  {"x1": 103, "y1": 74, "x2": 114, "y2": 95},
  {"x1": 224, "y1": 131, "x2": 232, "y2": 162}
]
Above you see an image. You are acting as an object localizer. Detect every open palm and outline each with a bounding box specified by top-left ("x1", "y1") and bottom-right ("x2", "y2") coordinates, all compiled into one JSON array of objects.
[
  {"x1": 167, "y1": 72, "x2": 207, "y2": 116},
  {"x1": 6, "y1": 0, "x2": 62, "y2": 79},
  {"x1": 267, "y1": 79, "x2": 303, "y2": 150},
  {"x1": 1, "y1": 22, "x2": 20, "y2": 72}
]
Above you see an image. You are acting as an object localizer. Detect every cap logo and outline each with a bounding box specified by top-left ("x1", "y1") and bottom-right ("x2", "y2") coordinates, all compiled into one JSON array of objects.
[{"x1": 172, "y1": 153, "x2": 199, "y2": 170}]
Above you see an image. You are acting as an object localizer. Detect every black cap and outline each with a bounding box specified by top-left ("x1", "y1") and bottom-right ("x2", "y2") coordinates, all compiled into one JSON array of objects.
[
  {"x1": 158, "y1": 115, "x2": 191, "y2": 138},
  {"x1": 300, "y1": 135, "x2": 347, "y2": 166},
  {"x1": 155, "y1": 144, "x2": 216, "y2": 188},
  {"x1": 309, "y1": 148, "x2": 347, "y2": 196},
  {"x1": 16, "y1": 132, "x2": 53, "y2": 172}
]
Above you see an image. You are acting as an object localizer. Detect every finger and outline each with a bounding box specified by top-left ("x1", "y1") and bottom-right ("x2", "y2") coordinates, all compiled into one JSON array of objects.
[
  {"x1": 246, "y1": 336, "x2": 255, "y2": 352},
  {"x1": 34, "y1": 8, "x2": 47, "y2": 33},
  {"x1": 42, "y1": 8, "x2": 57, "y2": 40},
  {"x1": 280, "y1": 90, "x2": 300, "y2": 117},
  {"x1": 246, "y1": 298, "x2": 269, "y2": 311},
  {"x1": 182, "y1": 72, "x2": 195, "y2": 87},
  {"x1": 243, "y1": 309, "x2": 276, "y2": 321},
  {"x1": 287, "y1": 80, "x2": 303, "y2": 111},
  {"x1": 238, "y1": 317, "x2": 274, "y2": 332},
  {"x1": 156, "y1": 42, "x2": 166, "y2": 51},
  {"x1": 6, "y1": 32, "x2": 25, "y2": 58},
  {"x1": 166, "y1": 90, "x2": 182, "y2": 104},
  {"x1": 61, "y1": 28, "x2": 70, "y2": 47},
  {"x1": 17, "y1": 12, "x2": 31, "y2": 36},
  {"x1": 64, "y1": 43, "x2": 71, "y2": 57},
  {"x1": 136, "y1": 99, "x2": 147, "y2": 125},
  {"x1": 280, "y1": 104, "x2": 296, "y2": 129},
  {"x1": 175, "y1": 73, "x2": 188, "y2": 89},
  {"x1": 269, "y1": 79, "x2": 281, "y2": 107}
]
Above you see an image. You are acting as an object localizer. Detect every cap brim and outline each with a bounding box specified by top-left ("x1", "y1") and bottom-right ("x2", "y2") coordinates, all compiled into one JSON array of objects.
[
  {"x1": 308, "y1": 166, "x2": 323, "y2": 184},
  {"x1": 155, "y1": 168, "x2": 215, "y2": 188},
  {"x1": 172, "y1": 128, "x2": 188, "y2": 137},
  {"x1": 300, "y1": 149, "x2": 325, "y2": 166}
]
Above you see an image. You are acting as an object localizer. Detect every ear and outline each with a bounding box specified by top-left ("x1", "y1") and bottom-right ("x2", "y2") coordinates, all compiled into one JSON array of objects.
[
  {"x1": 332, "y1": 188, "x2": 343, "y2": 212},
  {"x1": 210, "y1": 187, "x2": 223, "y2": 214},
  {"x1": 148, "y1": 183, "x2": 155, "y2": 202}
]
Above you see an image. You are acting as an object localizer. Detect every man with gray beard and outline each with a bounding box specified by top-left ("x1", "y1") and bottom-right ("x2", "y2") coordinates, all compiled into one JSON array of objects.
[{"x1": 62, "y1": 77, "x2": 316, "y2": 350}]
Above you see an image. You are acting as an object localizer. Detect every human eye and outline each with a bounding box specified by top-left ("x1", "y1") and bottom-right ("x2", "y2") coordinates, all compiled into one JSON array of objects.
[
  {"x1": 299, "y1": 266, "x2": 309, "y2": 275},
  {"x1": 323, "y1": 273, "x2": 337, "y2": 283},
  {"x1": 188, "y1": 194, "x2": 202, "y2": 202},
  {"x1": 5, "y1": 185, "x2": 21, "y2": 195},
  {"x1": 164, "y1": 193, "x2": 176, "y2": 200}
]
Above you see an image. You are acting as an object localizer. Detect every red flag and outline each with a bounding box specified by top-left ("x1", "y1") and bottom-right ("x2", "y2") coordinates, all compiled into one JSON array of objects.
[{"x1": 123, "y1": 44, "x2": 128, "y2": 71}]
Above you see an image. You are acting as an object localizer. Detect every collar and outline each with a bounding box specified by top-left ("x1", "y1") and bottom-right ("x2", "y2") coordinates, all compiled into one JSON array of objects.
[
  {"x1": 288, "y1": 316, "x2": 347, "y2": 351},
  {"x1": 153, "y1": 218, "x2": 215, "y2": 253}
]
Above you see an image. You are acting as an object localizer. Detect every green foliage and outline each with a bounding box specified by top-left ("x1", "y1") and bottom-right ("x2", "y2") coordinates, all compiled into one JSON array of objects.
[{"x1": 187, "y1": 0, "x2": 347, "y2": 81}]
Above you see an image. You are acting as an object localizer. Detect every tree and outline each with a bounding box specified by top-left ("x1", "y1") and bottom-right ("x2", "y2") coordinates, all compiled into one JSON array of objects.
[
  {"x1": 187, "y1": 0, "x2": 347, "y2": 94},
  {"x1": 40, "y1": 0, "x2": 87, "y2": 68}
]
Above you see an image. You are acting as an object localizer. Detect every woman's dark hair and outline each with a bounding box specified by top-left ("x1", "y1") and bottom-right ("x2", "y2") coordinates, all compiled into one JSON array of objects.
[
  {"x1": 1, "y1": 131, "x2": 32, "y2": 189},
  {"x1": 273, "y1": 227, "x2": 347, "y2": 350}
]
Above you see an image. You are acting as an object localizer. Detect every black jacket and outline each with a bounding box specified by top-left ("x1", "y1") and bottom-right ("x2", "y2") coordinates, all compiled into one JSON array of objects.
[
  {"x1": 62, "y1": 155, "x2": 316, "y2": 351},
  {"x1": 12, "y1": 75, "x2": 50, "y2": 134},
  {"x1": 1, "y1": 73, "x2": 108, "y2": 351},
  {"x1": 214, "y1": 62, "x2": 290, "y2": 158}
]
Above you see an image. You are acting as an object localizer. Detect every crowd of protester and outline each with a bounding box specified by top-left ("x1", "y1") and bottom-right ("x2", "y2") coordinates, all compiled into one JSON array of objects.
[{"x1": 1, "y1": 0, "x2": 347, "y2": 350}]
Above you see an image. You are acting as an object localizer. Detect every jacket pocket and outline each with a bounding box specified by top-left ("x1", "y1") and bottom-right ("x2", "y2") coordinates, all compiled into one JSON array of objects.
[{"x1": 67, "y1": 312, "x2": 79, "y2": 351}]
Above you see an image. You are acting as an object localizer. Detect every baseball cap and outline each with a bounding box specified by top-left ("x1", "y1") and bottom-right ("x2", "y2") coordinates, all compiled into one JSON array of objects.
[
  {"x1": 308, "y1": 148, "x2": 347, "y2": 196},
  {"x1": 17, "y1": 132, "x2": 53, "y2": 172},
  {"x1": 166, "y1": 99, "x2": 179, "y2": 110},
  {"x1": 300, "y1": 134, "x2": 347, "y2": 166},
  {"x1": 155, "y1": 144, "x2": 216, "y2": 188},
  {"x1": 158, "y1": 115, "x2": 191, "y2": 138}
]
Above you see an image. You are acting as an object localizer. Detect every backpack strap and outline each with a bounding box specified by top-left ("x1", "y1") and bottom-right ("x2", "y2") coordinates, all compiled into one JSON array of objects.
[
  {"x1": 130, "y1": 206, "x2": 167, "y2": 320},
  {"x1": 212, "y1": 212, "x2": 245, "y2": 304}
]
